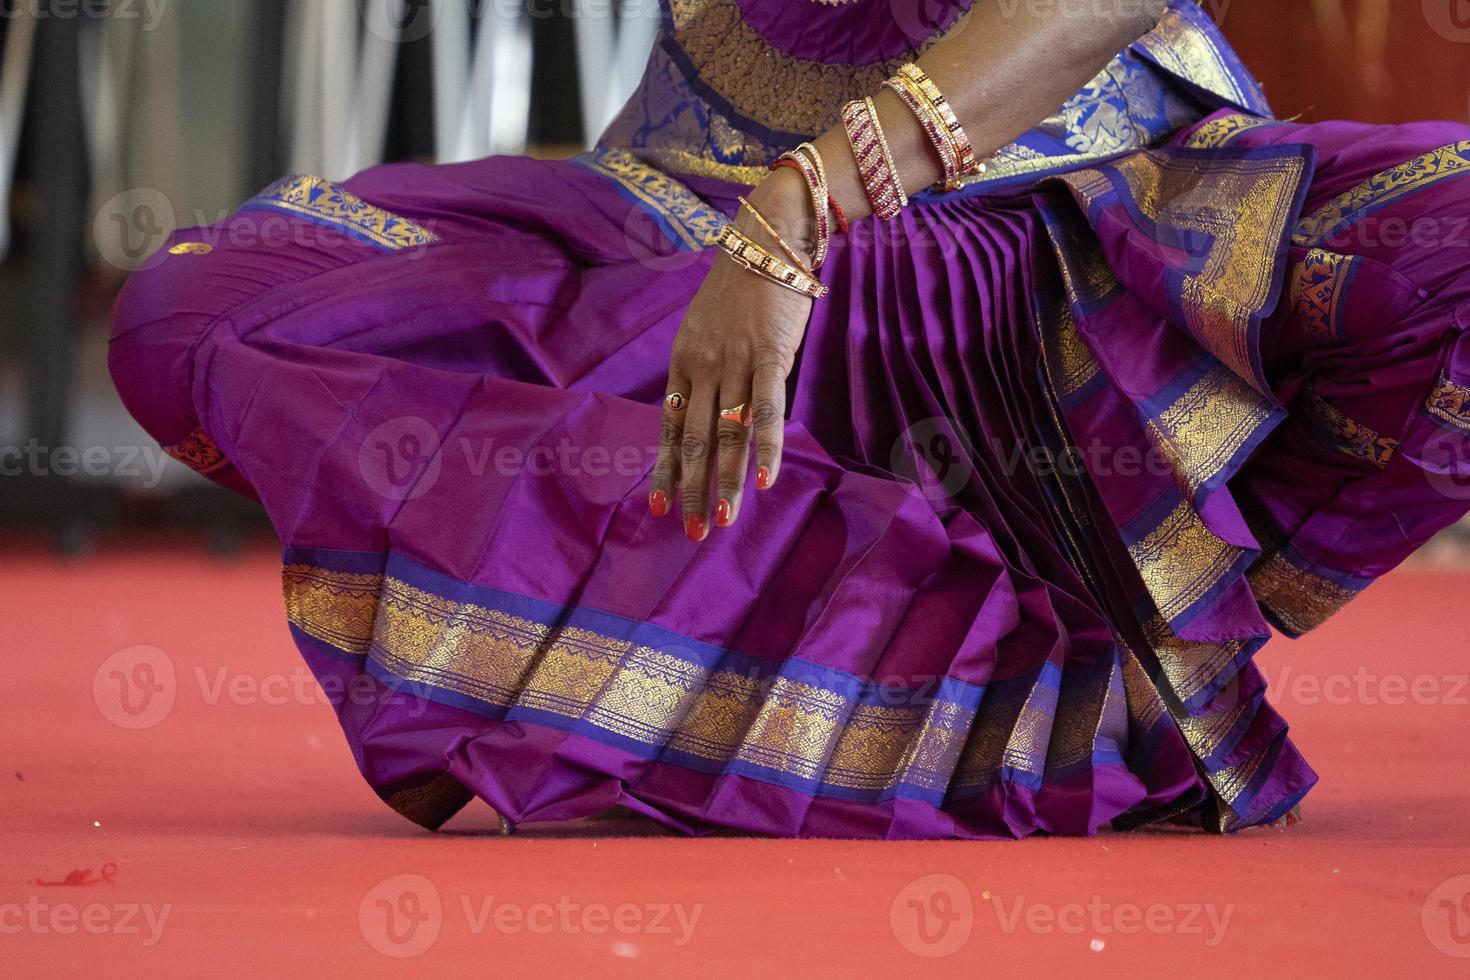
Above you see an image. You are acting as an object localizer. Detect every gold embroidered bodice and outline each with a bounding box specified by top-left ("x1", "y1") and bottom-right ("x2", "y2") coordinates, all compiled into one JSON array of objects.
[{"x1": 597, "y1": 0, "x2": 1270, "y2": 187}]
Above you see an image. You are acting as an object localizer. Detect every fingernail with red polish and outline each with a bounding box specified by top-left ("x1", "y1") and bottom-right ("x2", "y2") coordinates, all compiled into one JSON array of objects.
[
  {"x1": 649, "y1": 490, "x2": 668, "y2": 517},
  {"x1": 685, "y1": 514, "x2": 706, "y2": 541},
  {"x1": 716, "y1": 499, "x2": 733, "y2": 527},
  {"x1": 757, "y1": 466, "x2": 772, "y2": 491}
]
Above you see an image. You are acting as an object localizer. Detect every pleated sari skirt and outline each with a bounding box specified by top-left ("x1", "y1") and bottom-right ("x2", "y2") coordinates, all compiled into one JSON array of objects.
[{"x1": 109, "y1": 103, "x2": 1470, "y2": 837}]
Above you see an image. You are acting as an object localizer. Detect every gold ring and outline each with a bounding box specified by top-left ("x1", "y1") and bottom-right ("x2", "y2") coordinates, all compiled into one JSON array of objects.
[
  {"x1": 719, "y1": 403, "x2": 752, "y2": 428},
  {"x1": 664, "y1": 392, "x2": 688, "y2": 412}
]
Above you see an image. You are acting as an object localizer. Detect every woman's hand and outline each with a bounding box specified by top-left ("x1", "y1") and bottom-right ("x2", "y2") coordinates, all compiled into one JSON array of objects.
[{"x1": 649, "y1": 168, "x2": 816, "y2": 540}]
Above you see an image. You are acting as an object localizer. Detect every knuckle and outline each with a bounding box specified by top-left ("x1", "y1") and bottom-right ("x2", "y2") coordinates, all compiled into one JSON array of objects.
[
  {"x1": 716, "y1": 423, "x2": 750, "y2": 451},
  {"x1": 677, "y1": 346, "x2": 722, "y2": 374},
  {"x1": 751, "y1": 398, "x2": 784, "y2": 430},
  {"x1": 659, "y1": 417, "x2": 683, "y2": 445},
  {"x1": 680, "y1": 431, "x2": 710, "y2": 463}
]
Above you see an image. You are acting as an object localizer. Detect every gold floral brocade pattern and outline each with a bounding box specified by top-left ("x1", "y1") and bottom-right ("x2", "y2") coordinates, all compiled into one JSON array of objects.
[
  {"x1": 1183, "y1": 112, "x2": 1274, "y2": 150},
  {"x1": 280, "y1": 563, "x2": 1111, "y2": 798},
  {"x1": 1303, "y1": 388, "x2": 1398, "y2": 469},
  {"x1": 579, "y1": 148, "x2": 729, "y2": 250},
  {"x1": 1426, "y1": 374, "x2": 1470, "y2": 432},
  {"x1": 1290, "y1": 249, "x2": 1358, "y2": 344},
  {"x1": 1294, "y1": 138, "x2": 1470, "y2": 247},
  {"x1": 1064, "y1": 150, "x2": 1305, "y2": 394},
  {"x1": 244, "y1": 176, "x2": 440, "y2": 251},
  {"x1": 1148, "y1": 368, "x2": 1275, "y2": 495}
]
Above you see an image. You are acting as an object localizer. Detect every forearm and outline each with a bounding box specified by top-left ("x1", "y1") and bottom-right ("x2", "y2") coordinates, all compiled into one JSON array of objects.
[{"x1": 751, "y1": 0, "x2": 1167, "y2": 234}]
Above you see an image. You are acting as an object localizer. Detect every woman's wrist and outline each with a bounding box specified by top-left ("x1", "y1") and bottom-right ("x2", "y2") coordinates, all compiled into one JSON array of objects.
[{"x1": 740, "y1": 165, "x2": 819, "y2": 269}]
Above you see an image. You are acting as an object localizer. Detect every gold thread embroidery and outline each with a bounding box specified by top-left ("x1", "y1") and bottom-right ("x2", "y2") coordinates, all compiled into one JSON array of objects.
[
  {"x1": 1289, "y1": 248, "x2": 1358, "y2": 344},
  {"x1": 1184, "y1": 112, "x2": 1273, "y2": 150},
  {"x1": 1147, "y1": 367, "x2": 1275, "y2": 495},
  {"x1": 1065, "y1": 150, "x2": 1305, "y2": 394},
  {"x1": 1248, "y1": 551, "x2": 1362, "y2": 635},
  {"x1": 168, "y1": 242, "x2": 214, "y2": 256},
  {"x1": 1426, "y1": 374, "x2": 1470, "y2": 433},
  {"x1": 1143, "y1": 616, "x2": 1249, "y2": 705},
  {"x1": 1294, "y1": 139, "x2": 1470, "y2": 246},
  {"x1": 163, "y1": 428, "x2": 229, "y2": 476},
  {"x1": 282, "y1": 565, "x2": 383, "y2": 654},
  {"x1": 580, "y1": 148, "x2": 728, "y2": 250},
  {"x1": 1134, "y1": 7, "x2": 1257, "y2": 110},
  {"x1": 244, "y1": 176, "x2": 440, "y2": 251},
  {"x1": 284, "y1": 565, "x2": 1050, "y2": 797},
  {"x1": 1127, "y1": 499, "x2": 1243, "y2": 624},
  {"x1": 1303, "y1": 388, "x2": 1398, "y2": 468}
]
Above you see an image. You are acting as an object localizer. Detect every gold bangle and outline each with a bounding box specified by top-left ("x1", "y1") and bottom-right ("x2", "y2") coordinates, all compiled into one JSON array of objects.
[
  {"x1": 737, "y1": 196, "x2": 813, "y2": 274},
  {"x1": 774, "y1": 144, "x2": 831, "y2": 268},
  {"x1": 717, "y1": 224, "x2": 828, "y2": 300},
  {"x1": 897, "y1": 63, "x2": 982, "y2": 182},
  {"x1": 882, "y1": 73, "x2": 961, "y2": 192}
]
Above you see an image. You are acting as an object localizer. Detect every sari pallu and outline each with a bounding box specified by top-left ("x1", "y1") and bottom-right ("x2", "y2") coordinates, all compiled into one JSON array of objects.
[{"x1": 108, "y1": 1, "x2": 1470, "y2": 837}]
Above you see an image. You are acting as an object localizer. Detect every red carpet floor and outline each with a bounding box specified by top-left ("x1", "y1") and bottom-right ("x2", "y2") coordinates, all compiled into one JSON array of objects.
[{"x1": 6, "y1": 539, "x2": 1470, "y2": 976}]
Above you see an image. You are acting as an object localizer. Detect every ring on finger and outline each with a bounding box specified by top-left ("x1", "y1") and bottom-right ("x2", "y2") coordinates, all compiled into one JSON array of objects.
[
  {"x1": 719, "y1": 403, "x2": 752, "y2": 428},
  {"x1": 665, "y1": 392, "x2": 689, "y2": 412}
]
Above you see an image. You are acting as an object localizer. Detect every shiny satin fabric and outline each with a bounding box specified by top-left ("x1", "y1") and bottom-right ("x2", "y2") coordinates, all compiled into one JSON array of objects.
[{"x1": 108, "y1": 2, "x2": 1470, "y2": 836}]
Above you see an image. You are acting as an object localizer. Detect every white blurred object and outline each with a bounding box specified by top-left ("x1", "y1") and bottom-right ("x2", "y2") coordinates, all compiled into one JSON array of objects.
[
  {"x1": 285, "y1": 0, "x2": 404, "y2": 179},
  {"x1": 0, "y1": 7, "x2": 38, "y2": 259},
  {"x1": 432, "y1": 0, "x2": 531, "y2": 162},
  {"x1": 573, "y1": 0, "x2": 659, "y2": 147}
]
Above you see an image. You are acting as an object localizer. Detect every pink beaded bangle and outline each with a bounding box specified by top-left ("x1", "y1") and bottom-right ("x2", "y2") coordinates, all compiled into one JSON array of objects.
[{"x1": 842, "y1": 97, "x2": 907, "y2": 220}]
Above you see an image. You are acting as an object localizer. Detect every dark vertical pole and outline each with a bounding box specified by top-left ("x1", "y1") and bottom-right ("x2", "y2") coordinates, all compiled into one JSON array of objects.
[
  {"x1": 245, "y1": 0, "x2": 289, "y2": 190},
  {"x1": 22, "y1": 12, "x2": 87, "y2": 460}
]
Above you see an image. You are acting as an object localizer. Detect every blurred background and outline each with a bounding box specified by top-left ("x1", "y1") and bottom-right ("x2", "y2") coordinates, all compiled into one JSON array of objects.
[{"x1": 2, "y1": 0, "x2": 1469, "y2": 556}]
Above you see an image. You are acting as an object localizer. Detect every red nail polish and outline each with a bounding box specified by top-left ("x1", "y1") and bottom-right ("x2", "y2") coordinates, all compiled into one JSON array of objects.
[
  {"x1": 685, "y1": 514, "x2": 706, "y2": 541},
  {"x1": 649, "y1": 490, "x2": 668, "y2": 517},
  {"x1": 716, "y1": 499, "x2": 733, "y2": 527},
  {"x1": 757, "y1": 466, "x2": 772, "y2": 491}
]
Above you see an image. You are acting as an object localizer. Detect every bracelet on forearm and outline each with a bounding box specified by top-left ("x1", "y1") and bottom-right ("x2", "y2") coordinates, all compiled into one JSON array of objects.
[
  {"x1": 717, "y1": 224, "x2": 828, "y2": 300},
  {"x1": 737, "y1": 196, "x2": 814, "y2": 274},
  {"x1": 769, "y1": 143, "x2": 836, "y2": 268},
  {"x1": 882, "y1": 72, "x2": 961, "y2": 192},
  {"x1": 894, "y1": 63, "x2": 984, "y2": 185},
  {"x1": 843, "y1": 96, "x2": 907, "y2": 220}
]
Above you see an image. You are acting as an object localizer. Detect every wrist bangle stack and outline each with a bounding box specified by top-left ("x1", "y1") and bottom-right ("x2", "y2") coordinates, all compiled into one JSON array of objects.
[
  {"x1": 882, "y1": 73, "x2": 960, "y2": 191},
  {"x1": 717, "y1": 224, "x2": 828, "y2": 300},
  {"x1": 770, "y1": 142, "x2": 840, "y2": 268},
  {"x1": 737, "y1": 196, "x2": 813, "y2": 274},
  {"x1": 893, "y1": 63, "x2": 983, "y2": 187},
  {"x1": 843, "y1": 96, "x2": 907, "y2": 220}
]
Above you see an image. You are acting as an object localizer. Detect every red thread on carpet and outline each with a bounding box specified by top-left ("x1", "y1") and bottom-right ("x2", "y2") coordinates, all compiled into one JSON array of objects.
[{"x1": 35, "y1": 863, "x2": 117, "y2": 887}]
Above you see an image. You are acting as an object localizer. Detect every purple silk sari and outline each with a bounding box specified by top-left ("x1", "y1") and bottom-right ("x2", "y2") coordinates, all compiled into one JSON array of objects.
[{"x1": 110, "y1": 0, "x2": 1470, "y2": 838}]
